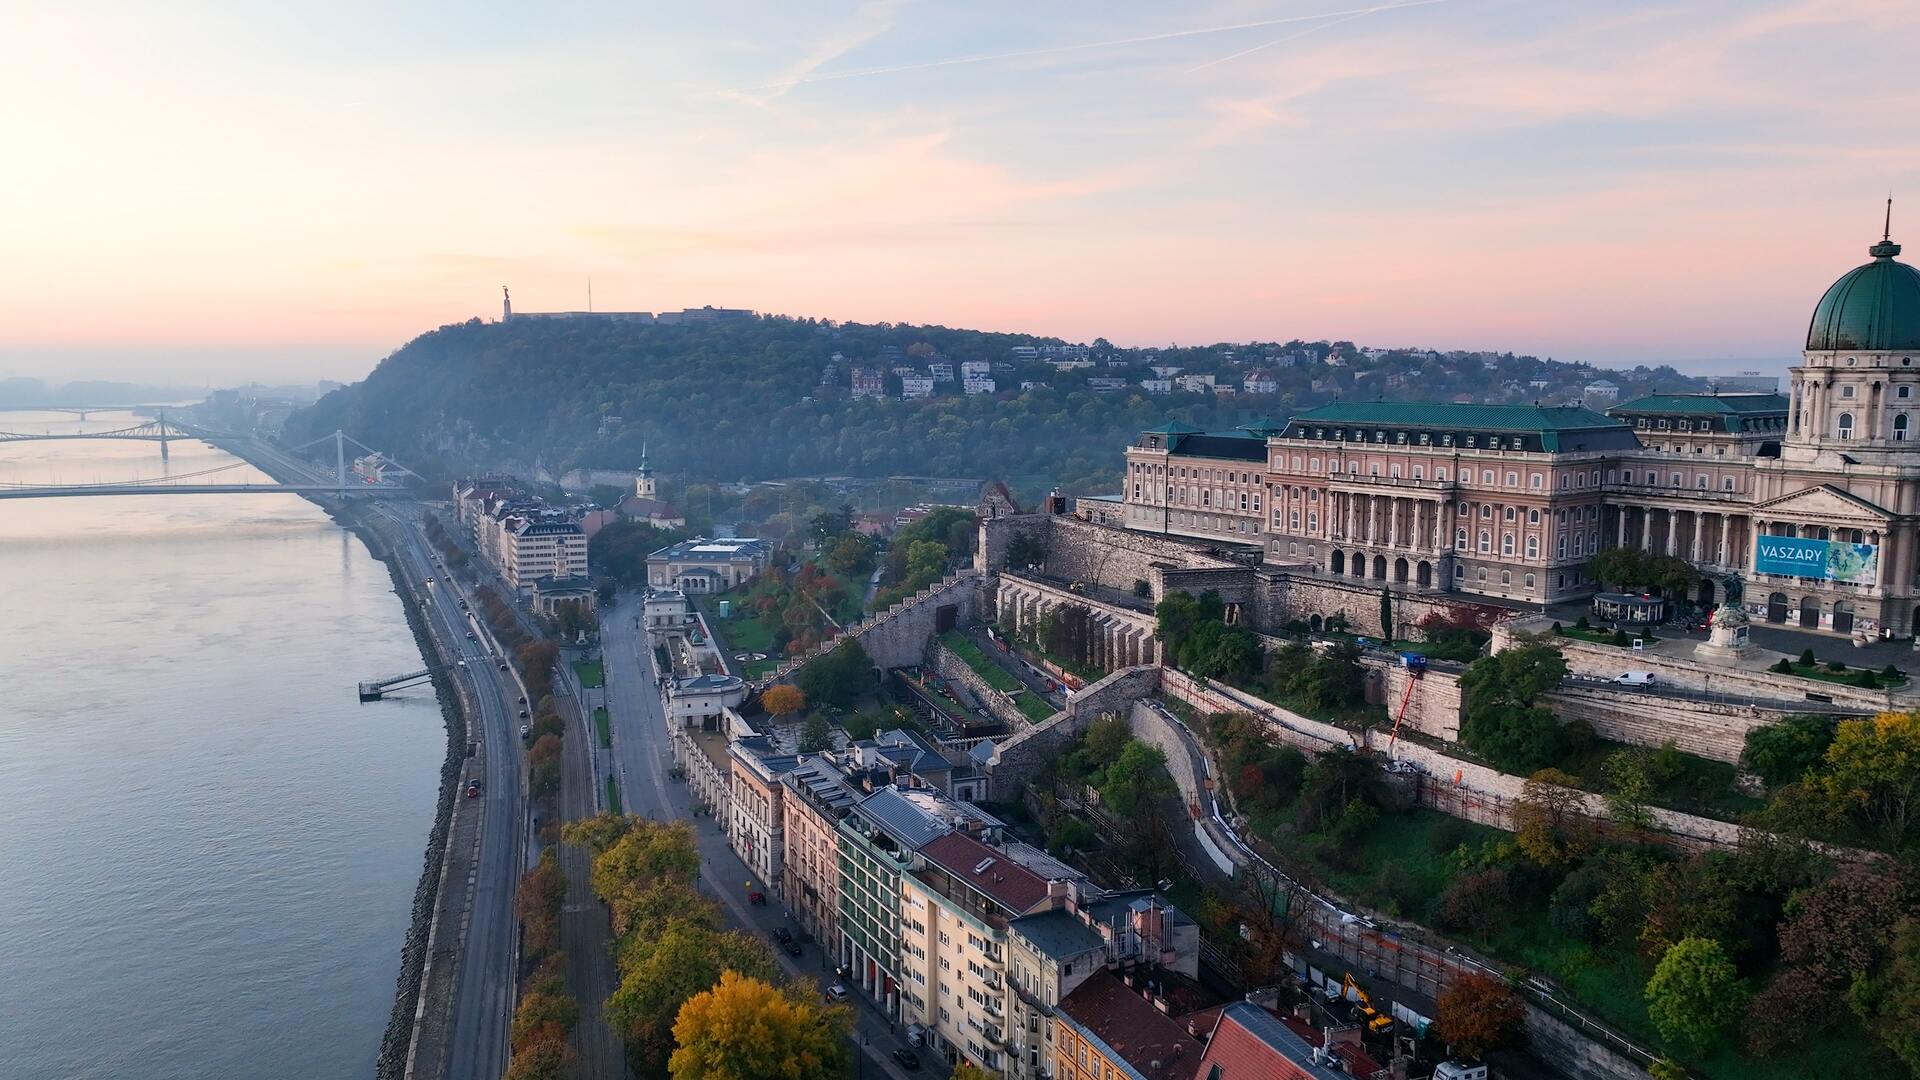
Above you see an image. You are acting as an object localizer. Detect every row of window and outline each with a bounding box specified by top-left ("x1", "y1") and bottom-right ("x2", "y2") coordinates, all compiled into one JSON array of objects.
[{"x1": 1451, "y1": 529, "x2": 1599, "y2": 558}]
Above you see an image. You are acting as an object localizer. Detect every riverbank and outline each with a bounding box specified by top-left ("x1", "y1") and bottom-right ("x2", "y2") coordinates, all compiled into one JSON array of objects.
[{"x1": 340, "y1": 506, "x2": 471, "y2": 1080}]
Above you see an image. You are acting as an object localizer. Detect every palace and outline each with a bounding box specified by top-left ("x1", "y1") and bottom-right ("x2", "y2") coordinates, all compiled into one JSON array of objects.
[{"x1": 1119, "y1": 221, "x2": 1920, "y2": 637}]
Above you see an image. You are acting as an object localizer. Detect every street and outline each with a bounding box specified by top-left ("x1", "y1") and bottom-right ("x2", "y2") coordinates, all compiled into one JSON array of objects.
[
  {"x1": 599, "y1": 596, "x2": 943, "y2": 1080},
  {"x1": 370, "y1": 504, "x2": 529, "y2": 1080}
]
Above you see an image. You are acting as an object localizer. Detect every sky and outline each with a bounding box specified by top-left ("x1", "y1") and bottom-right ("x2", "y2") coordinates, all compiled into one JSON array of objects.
[{"x1": 0, "y1": 0, "x2": 1916, "y2": 385}]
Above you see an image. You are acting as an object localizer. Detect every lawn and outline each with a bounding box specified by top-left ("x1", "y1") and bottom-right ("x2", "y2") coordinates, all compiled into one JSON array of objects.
[
  {"x1": 572, "y1": 658, "x2": 605, "y2": 689},
  {"x1": 695, "y1": 595, "x2": 784, "y2": 678},
  {"x1": 1015, "y1": 693, "x2": 1059, "y2": 723},
  {"x1": 940, "y1": 631, "x2": 1024, "y2": 693},
  {"x1": 1555, "y1": 624, "x2": 1655, "y2": 646},
  {"x1": 605, "y1": 774, "x2": 622, "y2": 815},
  {"x1": 594, "y1": 706, "x2": 610, "y2": 749},
  {"x1": 1769, "y1": 658, "x2": 1907, "y2": 688}
]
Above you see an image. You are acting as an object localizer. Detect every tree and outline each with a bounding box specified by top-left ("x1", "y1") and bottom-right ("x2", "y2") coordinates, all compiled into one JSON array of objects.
[
  {"x1": 610, "y1": 923, "x2": 780, "y2": 1075},
  {"x1": 1602, "y1": 749, "x2": 1657, "y2": 832},
  {"x1": 1434, "y1": 972, "x2": 1526, "y2": 1059},
  {"x1": 823, "y1": 532, "x2": 876, "y2": 576},
  {"x1": 529, "y1": 733, "x2": 563, "y2": 796},
  {"x1": 761, "y1": 684, "x2": 806, "y2": 720},
  {"x1": 1379, "y1": 587, "x2": 1394, "y2": 639},
  {"x1": 1741, "y1": 713, "x2": 1836, "y2": 788},
  {"x1": 595, "y1": 577, "x2": 618, "y2": 606},
  {"x1": 1511, "y1": 768, "x2": 1594, "y2": 866},
  {"x1": 1004, "y1": 530, "x2": 1047, "y2": 572},
  {"x1": 1852, "y1": 916, "x2": 1920, "y2": 1075},
  {"x1": 515, "y1": 851, "x2": 568, "y2": 960},
  {"x1": 1458, "y1": 642, "x2": 1568, "y2": 773},
  {"x1": 1645, "y1": 937, "x2": 1748, "y2": 1054},
  {"x1": 1437, "y1": 868, "x2": 1511, "y2": 937},
  {"x1": 798, "y1": 713, "x2": 833, "y2": 754},
  {"x1": 669, "y1": 971, "x2": 852, "y2": 1080},
  {"x1": 592, "y1": 819, "x2": 703, "y2": 934},
  {"x1": 950, "y1": 1065, "x2": 995, "y2": 1080},
  {"x1": 795, "y1": 639, "x2": 872, "y2": 708},
  {"x1": 1098, "y1": 741, "x2": 1174, "y2": 817},
  {"x1": 1808, "y1": 711, "x2": 1920, "y2": 848}
]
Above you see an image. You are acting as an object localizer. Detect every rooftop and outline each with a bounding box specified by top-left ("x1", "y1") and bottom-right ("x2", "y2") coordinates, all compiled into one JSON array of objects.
[
  {"x1": 650, "y1": 536, "x2": 770, "y2": 561},
  {"x1": 1291, "y1": 400, "x2": 1626, "y2": 432},
  {"x1": 1194, "y1": 1001, "x2": 1350, "y2": 1080},
  {"x1": 920, "y1": 831, "x2": 1053, "y2": 914},
  {"x1": 1054, "y1": 969, "x2": 1202, "y2": 1080},
  {"x1": 849, "y1": 786, "x2": 954, "y2": 851},
  {"x1": 1611, "y1": 392, "x2": 1788, "y2": 415},
  {"x1": 1008, "y1": 909, "x2": 1108, "y2": 962}
]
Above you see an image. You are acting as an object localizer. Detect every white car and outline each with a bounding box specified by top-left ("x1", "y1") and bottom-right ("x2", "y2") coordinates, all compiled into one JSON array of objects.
[{"x1": 1614, "y1": 671, "x2": 1656, "y2": 686}]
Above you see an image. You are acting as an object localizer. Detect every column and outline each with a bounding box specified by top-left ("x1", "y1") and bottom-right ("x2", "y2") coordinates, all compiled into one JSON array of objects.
[
  {"x1": 1717, "y1": 513, "x2": 1730, "y2": 568},
  {"x1": 1664, "y1": 510, "x2": 1677, "y2": 557},
  {"x1": 1692, "y1": 512, "x2": 1705, "y2": 565},
  {"x1": 1617, "y1": 507, "x2": 1628, "y2": 548},
  {"x1": 1388, "y1": 497, "x2": 1400, "y2": 548},
  {"x1": 1345, "y1": 493, "x2": 1356, "y2": 540}
]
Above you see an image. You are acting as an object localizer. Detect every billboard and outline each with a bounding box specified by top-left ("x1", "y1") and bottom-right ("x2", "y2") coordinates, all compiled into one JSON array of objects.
[{"x1": 1754, "y1": 536, "x2": 1878, "y2": 583}]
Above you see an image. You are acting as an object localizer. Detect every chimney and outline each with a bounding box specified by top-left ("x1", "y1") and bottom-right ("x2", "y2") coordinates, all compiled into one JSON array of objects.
[{"x1": 1154, "y1": 996, "x2": 1171, "y2": 1015}]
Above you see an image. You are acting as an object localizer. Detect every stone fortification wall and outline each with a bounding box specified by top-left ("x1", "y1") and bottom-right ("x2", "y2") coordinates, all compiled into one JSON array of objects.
[
  {"x1": 1380, "y1": 662, "x2": 1464, "y2": 742},
  {"x1": 1125, "y1": 700, "x2": 1207, "y2": 821},
  {"x1": 975, "y1": 512, "x2": 1052, "y2": 575},
  {"x1": 756, "y1": 571, "x2": 981, "y2": 688},
  {"x1": 982, "y1": 514, "x2": 1242, "y2": 595},
  {"x1": 987, "y1": 666, "x2": 1160, "y2": 796},
  {"x1": 1546, "y1": 686, "x2": 1818, "y2": 764},
  {"x1": 926, "y1": 640, "x2": 1032, "y2": 730},
  {"x1": 1269, "y1": 575, "x2": 1498, "y2": 640},
  {"x1": 995, "y1": 574, "x2": 1160, "y2": 669}
]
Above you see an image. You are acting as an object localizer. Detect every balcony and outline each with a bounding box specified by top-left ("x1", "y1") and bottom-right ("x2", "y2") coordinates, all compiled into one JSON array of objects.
[{"x1": 1326, "y1": 473, "x2": 1457, "y2": 493}]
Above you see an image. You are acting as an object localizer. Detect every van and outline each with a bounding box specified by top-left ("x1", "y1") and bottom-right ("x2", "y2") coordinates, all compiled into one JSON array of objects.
[
  {"x1": 1613, "y1": 671, "x2": 1656, "y2": 687},
  {"x1": 823, "y1": 985, "x2": 848, "y2": 1004}
]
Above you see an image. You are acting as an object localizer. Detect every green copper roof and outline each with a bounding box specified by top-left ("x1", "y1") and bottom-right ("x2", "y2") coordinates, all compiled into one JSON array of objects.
[
  {"x1": 1141, "y1": 421, "x2": 1203, "y2": 435},
  {"x1": 1237, "y1": 416, "x2": 1287, "y2": 436},
  {"x1": 1612, "y1": 393, "x2": 1788, "y2": 415},
  {"x1": 1806, "y1": 236, "x2": 1920, "y2": 351},
  {"x1": 1291, "y1": 400, "x2": 1626, "y2": 432}
]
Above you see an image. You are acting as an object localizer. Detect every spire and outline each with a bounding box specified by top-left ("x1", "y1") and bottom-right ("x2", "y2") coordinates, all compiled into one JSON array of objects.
[{"x1": 1871, "y1": 196, "x2": 1902, "y2": 258}]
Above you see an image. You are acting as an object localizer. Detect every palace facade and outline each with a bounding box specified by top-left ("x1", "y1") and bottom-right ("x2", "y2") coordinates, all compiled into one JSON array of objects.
[{"x1": 1120, "y1": 225, "x2": 1920, "y2": 637}]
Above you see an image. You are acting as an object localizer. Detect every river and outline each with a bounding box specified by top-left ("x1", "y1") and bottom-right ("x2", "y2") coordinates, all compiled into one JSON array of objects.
[{"x1": 0, "y1": 410, "x2": 443, "y2": 1079}]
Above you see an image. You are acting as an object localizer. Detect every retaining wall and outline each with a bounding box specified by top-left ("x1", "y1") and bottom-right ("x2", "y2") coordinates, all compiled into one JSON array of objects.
[
  {"x1": 756, "y1": 571, "x2": 981, "y2": 688},
  {"x1": 987, "y1": 666, "x2": 1161, "y2": 796},
  {"x1": 926, "y1": 640, "x2": 1031, "y2": 731}
]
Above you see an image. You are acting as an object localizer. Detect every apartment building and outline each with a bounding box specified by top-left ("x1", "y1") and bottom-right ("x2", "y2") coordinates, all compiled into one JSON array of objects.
[
  {"x1": 780, "y1": 755, "x2": 862, "y2": 955},
  {"x1": 728, "y1": 737, "x2": 797, "y2": 890},
  {"x1": 500, "y1": 517, "x2": 588, "y2": 593}
]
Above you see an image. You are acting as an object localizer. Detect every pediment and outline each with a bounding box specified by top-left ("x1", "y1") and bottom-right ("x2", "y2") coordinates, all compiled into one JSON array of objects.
[{"x1": 1752, "y1": 483, "x2": 1891, "y2": 523}]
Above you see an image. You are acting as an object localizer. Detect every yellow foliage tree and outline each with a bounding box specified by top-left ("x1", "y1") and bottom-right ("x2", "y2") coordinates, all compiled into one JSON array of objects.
[
  {"x1": 1812, "y1": 711, "x2": 1920, "y2": 848},
  {"x1": 592, "y1": 819, "x2": 702, "y2": 935},
  {"x1": 951, "y1": 1065, "x2": 996, "y2": 1080},
  {"x1": 669, "y1": 971, "x2": 852, "y2": 1080},
  {"x1": 761, "y1": 684, "x2": 807, "y2": 719}
]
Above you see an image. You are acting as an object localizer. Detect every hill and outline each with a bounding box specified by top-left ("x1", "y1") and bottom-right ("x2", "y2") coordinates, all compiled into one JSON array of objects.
[{"x1": 283, "y1": 314, "x2": 1705, "y2": 493}]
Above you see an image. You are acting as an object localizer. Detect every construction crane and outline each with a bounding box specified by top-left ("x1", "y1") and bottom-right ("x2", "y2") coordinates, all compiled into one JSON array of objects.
[
  {"x1": 1340, "y1": 974, "x2": 1397, "y2": 1034},
  {"x1": 1386, "y1": 652, "x2": 1426, "y2": 758}
]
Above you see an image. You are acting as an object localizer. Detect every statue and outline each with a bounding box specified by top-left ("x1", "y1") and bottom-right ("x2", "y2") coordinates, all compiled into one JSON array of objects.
[{"x1": 1720, "y1": 572, "x2": 1743, "y2": 608}]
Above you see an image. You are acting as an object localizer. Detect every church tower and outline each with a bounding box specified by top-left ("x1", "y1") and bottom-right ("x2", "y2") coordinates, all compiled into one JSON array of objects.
[{"x1": 635, "y1": 444, "x2": 657, "y2": 499}]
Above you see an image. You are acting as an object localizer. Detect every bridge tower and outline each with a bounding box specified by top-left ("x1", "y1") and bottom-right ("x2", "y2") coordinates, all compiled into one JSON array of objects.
[
  {"x1": 156, "y1": 409, "x2": 169, "y2": 461},
  {"x1": 334, "y1": 430, "x2": 348, "y2": 486}
]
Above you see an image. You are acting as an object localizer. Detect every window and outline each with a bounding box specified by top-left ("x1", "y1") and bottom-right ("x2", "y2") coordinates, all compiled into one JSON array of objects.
[
  {"x1": 1454, "y1": 563, "x2": 1465, "y2": 579},
  {"x1": 1477, "y1": 567, "x2": 1488, "y2": 582},
  {"x1": 1898, "y1": 414, "x2": 1911, "y2": 441},
  {"x1": 1390, "y1": 464, "x2": 1401, "y2": 478},
  {"x1": 1842, "y1": 384, "x2": 1857, "y2": 398},
  {"x1": 1528, "y1": 508, "x2": 1541, "y2": 524},
  {"x1": 1482, "y1": 470, "x2": 1494, "y2": 485},
  {"x1": 1308, "y1": 512, "x2": 1318, "y2": 530},
  {"x1": 1478, "y1": 529, "x2": 1491, "y2": 553},
  {"x1": 1502, "y1": 533, "x2": 1515, "y2": 556},
  {"x1": 1900, "y1": 385, "x2": 1912, "y2": 400},
  {"x1": 1558, "y1": 536, "x2": 1568, "y2": 558},
  {"x1": 1697, "y1": 475, "x2": 1709, "y2": 489},
  {"x1": 1436, "y1": 468, "x2": 1448, "y2": 481},
  {"x1": 1530, "y1": 472, "x2": 1543, "y2": 489},
  {"x1": 1525, "y1": 573, "x2": 1536, "y2": 588},
  {"x1": 1502, "y1": 570, "x2": 1512, "y2": 585},
  {"x1": 1724, "y1": 477, "x2": 1736, "y2": 491},
  {"x1": 1504, "y1": 506, "x2": 1517, "y2": 522},
  {"x1": 1839, "y1": 412, "x2": 1856, "y2": 439},
  {"x1": 1480, "y1": 504, "x2": 1492, "y2": 519},
  {"x1": 1413, "y1": 465, "x2": 1424, "y2": 479},
  {"x1": 1505, "y1": 471, "x2": 1518, "y2": 487},
  {"x1": 1526, "y1": 536, "x2": 1539, "y2": 558},
  {"x1": 1455, "y1": 528, "x2": 1467, "y2": 550},
  {"x1": 1671, "y1": 472, "x2": 1683, "y2": 487}
]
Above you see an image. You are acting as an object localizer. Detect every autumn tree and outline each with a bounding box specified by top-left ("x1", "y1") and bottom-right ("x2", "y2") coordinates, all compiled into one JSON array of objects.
[
  {"x1": 514, "y1": 851, "x2": 568, "y2": 960},
  {"x1": 610, "y1": 923, "x2": 780, "y2": 1076},
  {"x1": 1809, "y1": 711, "x2": 1920, "y2": 848},
  {"x1": 761, "y1": 684, "x2": 806, "y2": 720},
  {"x1": 1645, "y1": 937, "x2": 1748, "y2": 1053},
  {"x1": 1511, "y1": 768, "x2": 1594, "y2": 866},
  {"x1": 950, "y1": 1065, "x2": 996, "y2": 1080},
  {"x1": 669, "y1": 971, "x2": 853, "y2": 1080},
  {"x1": 592, "y1": 819, "x2": 703, "y2": 934},
  {"x1": 562, "y1": 811, "x2": 633, "y2": 854},
  {"x1": 1434, "y1": 972, "x2": 1526, "y2": 1059},
  {"x1": 529, "y1": 733, "x2": 563, "y2": 796},
  {"x1": 1436, "y1": 868, "x2": 1511, "y2": 938}
]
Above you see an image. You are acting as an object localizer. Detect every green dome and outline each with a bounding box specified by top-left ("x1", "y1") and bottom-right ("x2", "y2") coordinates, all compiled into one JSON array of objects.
[{"x1": 1806, "y1": 236, "x2": 1920, "y2": 351}]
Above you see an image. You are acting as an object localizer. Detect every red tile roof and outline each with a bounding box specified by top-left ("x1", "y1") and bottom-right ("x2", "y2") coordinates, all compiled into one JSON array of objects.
[
  {"x1": 1191, "y1": 1002, "x2": 1353, "y2": 1080},
  {"x1": 1056, "y1": 969, "x2": 1201, "y2": 1080},
  {"x1": 919, "y1": 831, "x2": 1052, "y2": 913}
]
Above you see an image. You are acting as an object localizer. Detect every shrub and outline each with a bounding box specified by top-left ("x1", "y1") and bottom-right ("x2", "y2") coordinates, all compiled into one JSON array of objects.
[
  {"x1": 1882, "y1": 663, "x2": 1904, "y2": 681},
  {"x1": 1770, "y1": 658, "x2": 1794, "y2": 674},
  {"x1": 1827, "y1": 659, "x2": 1847, "y2": 672},
  {"x1": 1611, "y1": 629, "x2": 1631, "y2": 646},
  {"x1": 1436, "y1": 868, "x2": 1511, "y2": 937},
  {"x1": 1562, "y1": 718, "x2": 1597, "y2": 755},
  {"x1": 1800, "y1": 648, "x2": 1817, "y2": 666},
  {"x1": 1550, "y1": 621, "x2": 1563, "y2": 634},
  {"x1": 1576, "y1": 615, "x2": 1591, "y2": 630}
]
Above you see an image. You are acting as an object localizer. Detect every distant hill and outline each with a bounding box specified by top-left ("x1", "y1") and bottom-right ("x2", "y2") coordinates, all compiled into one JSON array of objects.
[{"x1": 284, "y1": 314, "x2": 1705, "y2": 493}]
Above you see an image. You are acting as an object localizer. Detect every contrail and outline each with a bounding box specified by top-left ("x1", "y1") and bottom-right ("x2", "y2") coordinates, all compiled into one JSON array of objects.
[
  {"x1": 1186, "y1": 0, "x2": 1444, "y2": 73},
  {"x1": 719, "y1": 0, "x2": 1451, "y2": 95}
]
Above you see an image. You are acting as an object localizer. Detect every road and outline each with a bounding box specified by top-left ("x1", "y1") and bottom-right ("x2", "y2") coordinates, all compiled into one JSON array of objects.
[
  {"x1": 550, "y1": 656, "x2": 624, "y2": 1077},
  {"x1": 599, "y1": 596, "x2": 942, "y2": 1080},
  {"x1": 372, "y1": 504, "x2": 528, "y2": 1080}
]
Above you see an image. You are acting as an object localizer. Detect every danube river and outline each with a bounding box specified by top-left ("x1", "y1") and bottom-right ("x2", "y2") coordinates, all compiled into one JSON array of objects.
[{"x1": 0, "y1": 411, "x2": 443, "y2": 1079}]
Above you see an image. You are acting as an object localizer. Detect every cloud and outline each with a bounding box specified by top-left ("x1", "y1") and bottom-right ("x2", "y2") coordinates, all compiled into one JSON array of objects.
[{"x1": 717, "y1": 0, "x2": 902, "y2": 108}]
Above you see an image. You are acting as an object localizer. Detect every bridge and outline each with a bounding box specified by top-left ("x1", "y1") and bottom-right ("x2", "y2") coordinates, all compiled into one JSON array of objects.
[
  {"x1": 359, "y1": 669, "x2": 435, "y2": 701},
  {"x1": 0, "y1": 416, "x2": 239, "y2": 460},
  {"x1": 0, "y1": 427, "x2": 422, "y2": 500}
]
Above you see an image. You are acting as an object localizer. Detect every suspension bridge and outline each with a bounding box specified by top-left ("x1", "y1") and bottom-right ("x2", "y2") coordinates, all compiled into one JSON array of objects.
[{"x1": 0, "y1": 425, "x2": 421, "y2": 500}]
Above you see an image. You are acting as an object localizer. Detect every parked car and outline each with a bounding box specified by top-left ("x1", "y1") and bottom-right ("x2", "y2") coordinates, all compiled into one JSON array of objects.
[
  {"x1": 890, "y1": 1049, "x2": 920, "y2": 1070},
  {"x1": 748, "y1": 890, "x2": 767, "y2": 906},
  {"x1": 498, "y1": 661, "x2": 509, "y2": 671},
  {"x1": 520, "y1": 724, "x2": 531, "y2": 741},
  {"x1": 823, "y1": 985, "x2": 848, "y2": 1004},
  {"x1": 465, "y1": 780, "x2": 481, "y2": 798},
  {"x1": 783, "y1": 940, "x2": 803, "y2": 957},
  {"x1": 771, "y1": 927, "x2": 792, "y2": 944},
  {"x1": 1614, "y1": 671, "x2": 1657, "y2": 686},
  {"x1": 518, "y1": 709, "x2": 529, "y2": 719}
]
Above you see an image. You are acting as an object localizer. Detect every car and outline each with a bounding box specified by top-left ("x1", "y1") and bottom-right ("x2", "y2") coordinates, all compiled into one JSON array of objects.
[
  {"x1": 1614, "y1": 671, "x2": 1657, "y2": 686},
  {"x1": 783, "y1": 940, "x2": 803, "y2": 957},
  {"x1": 518, "y1": 696, "x2": 527, "y2": 705},
  {"x1": 425, "y1": 577, "x2": 435, "y2": 584},
  {"x1": 518, "y1": 709, "x2": 529, "y2": 719},
  {"x1": 520, "y1": 724, "x2": 531, "y2": 740},
  {"x1": 456, "y1": 659, "x2": 466, "y2": 667},
  {"x1": 890, "y1": 1048, "x2": 920, "y2": 1070},
  {"x1": 771, "y1": 927, "x2": 792, "y2": 944},
  {"x1": 498, "y1": 661, "x2": 509, "y2": 671},
  {"x1": 823, "y1": 985, "x2": 848, "y2": 1004},
  {"x1": 465, "y1": 780, "x2": 481, "y2": 798},
  {"x1": 467, "y1": 632, "x2": 477, "y2": 640}
]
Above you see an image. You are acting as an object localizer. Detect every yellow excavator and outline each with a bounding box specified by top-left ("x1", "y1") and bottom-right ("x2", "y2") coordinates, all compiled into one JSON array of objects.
[{"x1": 1341, "y1": 974, "x2": 1396, "y2": 1034}]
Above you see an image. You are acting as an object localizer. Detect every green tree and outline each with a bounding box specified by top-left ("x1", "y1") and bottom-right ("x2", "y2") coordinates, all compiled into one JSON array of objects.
[
  {"x1": 1458, "y1": 642, "x2": 1568, "y2": 772},
  {"x1": 798, "y1": 712, "x2": 833, "y2": 754},
  {"x1": 668, "y1": 971, "x2": 852, "y2": 1080},
  {"x1": 1851, "y1": 916, "x2": 1920, "y2": 1075},
  {"x1": 795, "y1": 638, "x2": 873, "y2": 708},
  {"x1": 823, "y1": 532, "x2": 876, "y2": 576},
  {"x1": 1098, "y1": 741, "x2": 1174, "y2": 817},
  {"x1": 1602, "y1": 749, "x2": 1657, "y2": 832},
  {"x1": 1004, "y1": 530, "x2": 1047, "y2": 571},
  {"x1": 1645, "y1": 937, "x2": 1748, "y2": 1053},
  {"x1": 1808, "y1": 711, "x2": 1920, "y2": 848},
  {"x1": 1511, "y1": 768, "x2": 1594, "y2": 866}
]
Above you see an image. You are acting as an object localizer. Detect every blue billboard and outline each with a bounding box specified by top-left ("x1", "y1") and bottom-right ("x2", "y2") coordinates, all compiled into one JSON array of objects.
[{"x1": 1754, "y1": 536, "x2": 1879, "y2": 583}]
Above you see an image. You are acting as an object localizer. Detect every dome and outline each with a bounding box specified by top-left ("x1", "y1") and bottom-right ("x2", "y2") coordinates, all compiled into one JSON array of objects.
[{"x1": 1806, "y1": 234, "x2": 1920, "y2": 351}]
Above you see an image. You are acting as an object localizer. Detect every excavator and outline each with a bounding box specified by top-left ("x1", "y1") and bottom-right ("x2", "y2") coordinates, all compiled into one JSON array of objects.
[{"x1": 1340, "y1": 974, "x2": 1397, "y2": 1034}]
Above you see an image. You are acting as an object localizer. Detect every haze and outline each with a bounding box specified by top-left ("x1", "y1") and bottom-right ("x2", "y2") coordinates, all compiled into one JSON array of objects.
[{"x1": 1, "y1": 0, "x2": 1915, "y2": 385}]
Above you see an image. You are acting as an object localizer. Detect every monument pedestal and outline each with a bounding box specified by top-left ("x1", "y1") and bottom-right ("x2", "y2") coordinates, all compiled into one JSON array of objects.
[{"x1": 1695, "y1": 604, "x2": 1752, "y2": 666}]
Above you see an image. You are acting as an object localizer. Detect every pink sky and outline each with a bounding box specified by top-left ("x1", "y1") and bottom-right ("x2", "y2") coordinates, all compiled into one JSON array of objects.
[{"x1": 1, "y1": 1, "x2": 1915, "y2": 383}]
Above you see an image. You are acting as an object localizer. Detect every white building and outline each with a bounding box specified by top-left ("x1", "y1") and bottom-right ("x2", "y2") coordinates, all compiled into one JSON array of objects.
[
  {"x1": 647, "y1": 537, "x2": 772, "y2": 592},
  {"x1": 902, "y1": 376, "x2": 937, "y2": 399},
  {"x1": 502, "y1": 518, "x2": 588, "y2": 593},
  {"x1": 963, "y1": 376, "x2": 997, "y2": 395},
  {"x1": 1178, "y1": 373, "x2": 1216, "y2": 393},
  {"x1": 928, "y1": 361, "x2": 955, "y2": 382},
  {"x1": 1139, "y1": 378, "x2": 1173, "y2": 394}
]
